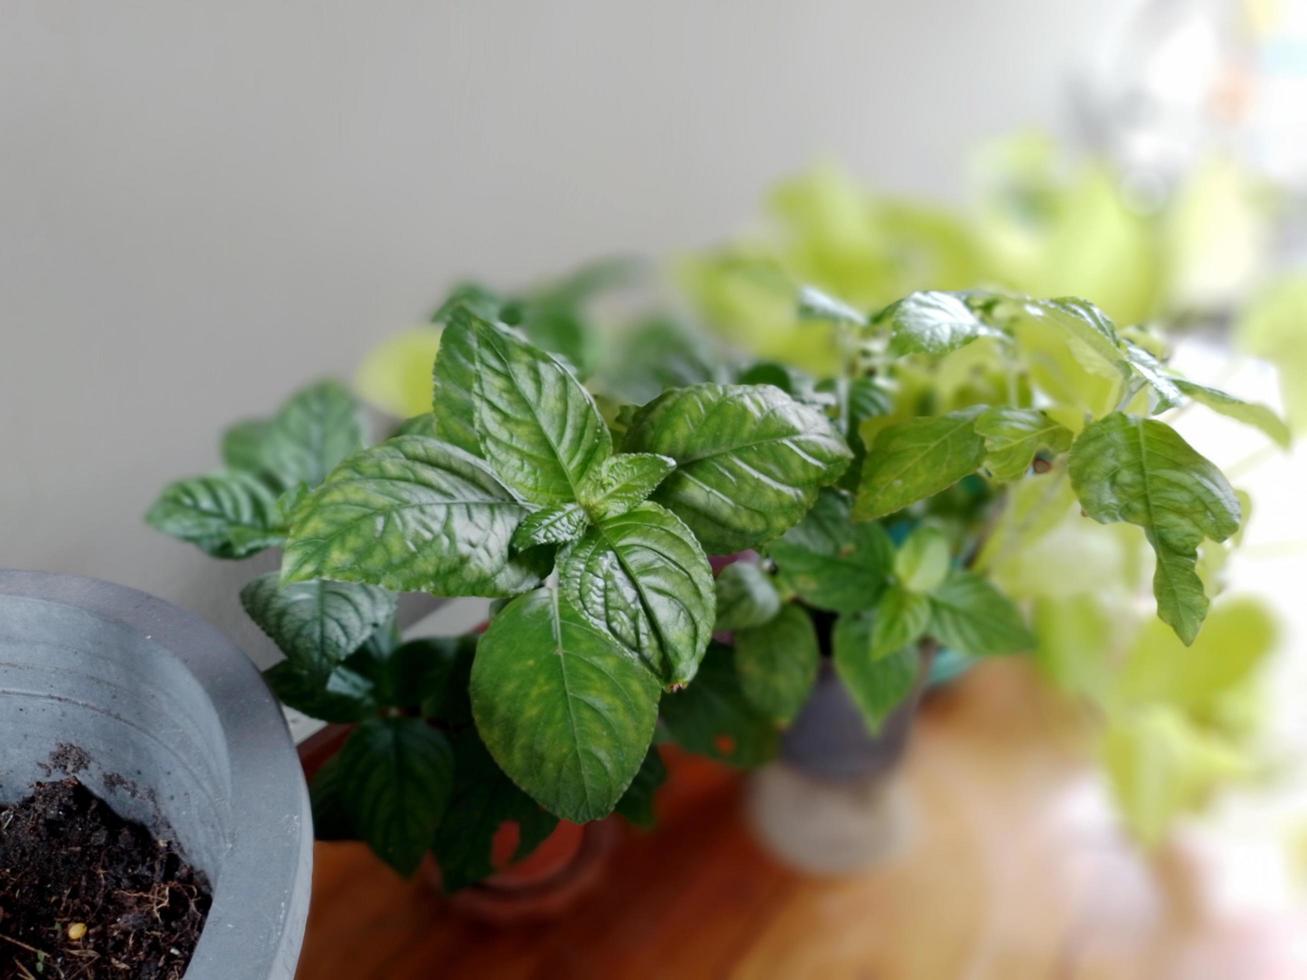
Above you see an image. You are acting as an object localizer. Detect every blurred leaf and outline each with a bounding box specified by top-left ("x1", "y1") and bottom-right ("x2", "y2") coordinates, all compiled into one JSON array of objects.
[
  {"x1": 871, "y1": 585, "x2": 931, "y2": 658},
  {"x1": 878, "y1": 290, "x2": 1002, "y2": 357},
  {"x1": 1173, "y1": 379, "x2": 1291, "y2": 449},
  {"x1": 927, "y1": 571, "x2": 1033, "y2": 656},
  {"x1": 894, "y1": 525, "x2": 952, "y2": 593},
  {"x1": 768, "y1": 490, "x2": 894, "y2": 613},
  {"x1": 660, "y1": 642, "x2": 778, "y2": 768},
  {"x1": 615, "y1": 747, "x2": 667, "y2": 829},
  {"x1": 714, "y1": 562, "x2": 782, "y2": 632},
  {"x1": 146, "y1": 471, "x2": 284, "y2": 559},
  {"x1": 832, "y1": 612, "x2": 919, "y2": 732},
  {"x1": 734, "y1": 604, "x2": 819, "y2": 725},
  {"x1": 1237, "y1": 274, "x2": 1307, "y2": 431},
  {"x1": 355, "y1": 327, "x2": 443, "y2": 419}
]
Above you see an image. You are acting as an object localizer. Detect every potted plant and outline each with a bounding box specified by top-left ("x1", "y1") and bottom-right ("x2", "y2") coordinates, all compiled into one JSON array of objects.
[
  {"x1": 148, "y1": 279, "x2": 1282, "y2": 897},
  {"x1": 0, "y1": 570, "x2": 311, "y2": 979}
]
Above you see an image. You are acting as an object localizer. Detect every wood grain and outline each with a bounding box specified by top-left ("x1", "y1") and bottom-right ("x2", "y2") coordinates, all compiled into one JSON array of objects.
[{"x1": 297, "y1": 660, "x2": 1292, "y2": 979}]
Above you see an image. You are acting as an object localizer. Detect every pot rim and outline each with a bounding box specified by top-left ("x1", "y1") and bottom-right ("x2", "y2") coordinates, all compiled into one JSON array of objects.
[{"x1": 0, "y1": 569, "x2": 312, "y2": 980}]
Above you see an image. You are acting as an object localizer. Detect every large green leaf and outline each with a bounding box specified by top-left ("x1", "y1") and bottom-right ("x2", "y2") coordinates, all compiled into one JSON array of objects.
[
  {"x1": 337, "y1": 717, "x2": 454, "y2": 875},
  {"x1": 282, "y1": 435, "x2": 541, "y2": 597},
  {"x1": 429, "y1": 310, "x2": 483, "y2": 457},
  {"x1": 975, "y1": 408, "x2": 1074, "y2": 483},
  {"x1": 1069, "y1": 413, "x2": 1241, "y2": 643},
  {"x1": 713, "y1": 562, "x2": 782, "y2": 631},
  {"x1": 832, "y1": 612, "x2": 920, "y2": 731},
  {"x1": 222, "y1": 380, "x2": 365, "y2": 490},
  {"x1": 626, "y1": 383, "x2": 851, "y2": 552},
  {"x1": 767, "y1": 490, "x2": 893, "y2": 612},
  {"x1": 577, "y1": 453, "x2": 677, "y2": 519},
  {"x1": 927, "y1": 571, "x2": 1034, "y2": 656},
  {"x1": 240, "y1": 573, "x2": 395, "y2": 680},
  {"x1": 734, "y1": 604, "x2": 819, "y2": 724},
  {"x1": 146, "y1": 471, "x2": 284, "y2": 558},
  {"x1": 659, "y1": 642, "x2": 778, "y2": 768},
  {"x1": 559, "y1": 503, "x2": 714, "y2": 687},
  {"x1": 439, "y1": 310, "x2": 611, "y2": 504},
  {"x1": 1172, "y1": 379, "x2": 1291, "y2": 449},
  {"x1": 878, "y1": 290, "x2": 1001, "y2": 357},
  {"x1": 854, "y1": 410, "x2": 986, "y2": 520},
  {"x1": 470, "y1": 589, "x2": 661, "y2": 822},
  {"x1": 614, "y1": 747, "x2": 668, "y2": 829},
  {"x1": 431, "y1": 730, "x2": 559, "y2": 892}
]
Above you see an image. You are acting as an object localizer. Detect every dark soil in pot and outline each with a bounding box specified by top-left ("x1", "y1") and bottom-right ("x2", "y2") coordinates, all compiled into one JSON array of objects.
[{"x1": 0, "y1": 776, "x2": 212, "y2": 980}]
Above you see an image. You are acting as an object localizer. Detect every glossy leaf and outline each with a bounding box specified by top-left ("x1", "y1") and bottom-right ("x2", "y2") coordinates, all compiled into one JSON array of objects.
[
  {"x1": 878, "y1": 290, "x2": 1001, "y2": 357},
  {"x1": 713, "y1": 562, "x2": 782, "y2": 631},
  {"x1": 659, "y1": 642, "x2": 778, "y2": 768},
  {"x1": 734, "y1": 604, "x2": 820, "y2": 724},
  {"x1": 282, "y1": 435, "x2": 541, "y2": 597},
  {"x1": 1020, "y1": 297, "x2": 1129, "y2": 379},
  {"x1": 431, "y1": 730, "x2": 559, "y2": 892},
  {"x1": 975, "y1": 408, "x2": 1074, "y2": 483},
  {"x1": 441, "y1": 310, "x2": 612, "y2": 504},
  {"x1": 626, "y1": 383, "x2": 851, "y2": 552},
  {"x1": 512, "y1": 503, "x2": 589, "y2": 550},
  {"x1": 614, "y1": 747, "x2": 668, "y2": 828},
  {"x1": 559, "y1": 503, "x2": 715, "y2": 687},
  {"x1": 146, "y1": 471, "x2": 284, "y2": 558},
  {"x1": 265, "y1": 380, "x2": 367, "y2": 488},
  {"x1": 430, "y1": 308, "x2": 484, "y2": 457},
  {"x1": 1124, "y1": 342, "x2": 1182, "y2": 412},
  {"x1": 470, "y1": 589, "x2": 662, "y2": 822},
  {"x1": 854, "y1": 410, "x2": 986, "y2": 521},
  {"x1": 337, "y1": 717, "x2": 454, "y2": 875},
  {"x1": 577, "y1": 453, "x2": 677, "y2": 519},
  {"x1": 832, "y1": 613, "x2": 919, "y2": 731},
  {"x1": 240, "y1": 573, "x2": 396, "y2": 680},
  {"x1": 871, "y1": 585, "x2": 932, "y2": 657},
  {"x1": 927, "y1": 571, "x2": 1034, "y2": 656},
  {"x1": 1173, "y1": 379, "x2": 1291, "y2": 449},
  {"x1": 1069, "y1": 413, "x2": 1241, "y2": 643},
  {"x1": 767, "y1": 490, "x2": 893, "y2": 612}
]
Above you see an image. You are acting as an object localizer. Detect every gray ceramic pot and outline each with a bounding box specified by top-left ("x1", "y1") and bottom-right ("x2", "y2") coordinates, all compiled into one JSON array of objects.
[{"x1": 0, "y1": 570, "x2": 312, "y2": 980}]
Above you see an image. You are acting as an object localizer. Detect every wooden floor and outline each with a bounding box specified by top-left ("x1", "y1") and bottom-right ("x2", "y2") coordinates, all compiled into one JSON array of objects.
[{"x1": 297, "y1": 661, "x2": 1298, "y2": 979}]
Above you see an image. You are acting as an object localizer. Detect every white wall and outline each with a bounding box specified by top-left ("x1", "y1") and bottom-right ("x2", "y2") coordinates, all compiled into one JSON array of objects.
[{"x1": 0, "y1": 0, "x2": 1132, "y2": 663}]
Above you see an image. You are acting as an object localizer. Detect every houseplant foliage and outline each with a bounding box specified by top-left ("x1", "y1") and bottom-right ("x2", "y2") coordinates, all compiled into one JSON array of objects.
[{"x1": 148, "y1": 279, "x2": 1284, "y2": 879}]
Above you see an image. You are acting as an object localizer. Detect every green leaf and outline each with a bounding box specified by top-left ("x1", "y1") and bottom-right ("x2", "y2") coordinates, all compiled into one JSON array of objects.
[
  {"x1": 418, "y1": 635, "x2": 478, "y2": 723},
  {"x1": 626, "y1": 383, "x2": 852, "y2": 552},
  {"x1": 264, "y1": 380, "x2": 367, "y2": 488},
  {"x1": 854, "y1": 410, "x2": 986, "y2": 521},
  {"x1": 221, "y1": 419, "x2": 276, "y2": 474},
  {"x1": 871, "y1": 585, "x2": 931, "y2": 657},
  {"x1": 1021, "y1": 297, "x2": 1129, "y2": 378},
  {"x1": 431, "y1": 730, "x2": 558, "y2": 892},
  {"x1": 262, "y1": 659, "x2": 376, "y2": 723},
  {"x1": 1124, "y1": 342, "x2": 1182, "y2": 412},
  {"x1": 878, "y1": 290, "x2": 1001, "y2": 357},
  {"x1": 282, "y1": 435, "x2": 541, "y2": 597},
  {"x1": 659, "y1": 642, "x2": 778, "y2": 768},
  {"x1": 440, "y1": 310, "x2": 612, "y2": 504},
  {"x1": 797, "y1": 285, "x2": 866, "y2": 326},
  {"x1": 601, "y1": 316, "x2": 723, "y2": 405},
  {"x1": 577, "y1": 453, "x2": 677, "y2": 519},
  {"x1": 975, "y1": 408, "x2": 1074, "y2": 483},
  {"x1": 512, "y1": 503, "x2": 589, "y2": 549},
  {"x1": 767, "y1": 490, "x2": 893, "y2": 612},
  {"x1": 1069, "y1": 413, "x2": 1241, "y2": 643},
  {"x1": 240, "y1": 573, "x2": 396, "y2": 680},
  {"x1": 429, "y1": 309, "x2": 484, "y2": 457},
  {"x1": 832, "y1": 613, "x2": 919, "y2": 731},
  {"x1": 337, "y1": 717, "x2": 454, "y2": 875},
  {"x1": 713, "y1": 562, "x2": 782, "y2": 631},
  {"x1": 927, "y1": 571, "x2": 1034, "y2": 656},
  {"x1": 1173, "y1": 379, "x2": 1291, "y2": 449},
  {"x1": 893, "y1": 525, "x2": 952, "y2": 593},
  {"x1": 309, "y1": 754, "x2": 356, "y2": 841},
  {"x1": 470, "y1": 588, "x2": 662, "y2": 822},
  {"x1": 394, "y1": 412, "x2": 440, "y2": 438},
  {"x1": 614, "y1": 747, "x2": 667, "y2": 829},
  {"x1": 146, "y1": 471, "x2": 284, "y2": 558},
  {"x1": 734, "y1": 604, "x2": 819, "y2": 724},
  {"x1": 559, "y1": 503, "x2": 715, "y2": 687}
]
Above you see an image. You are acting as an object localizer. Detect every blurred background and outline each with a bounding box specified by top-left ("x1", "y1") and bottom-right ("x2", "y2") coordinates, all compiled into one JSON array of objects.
[{"x1": 4, "y1": 0, "x2": 1307, "y2": 976}]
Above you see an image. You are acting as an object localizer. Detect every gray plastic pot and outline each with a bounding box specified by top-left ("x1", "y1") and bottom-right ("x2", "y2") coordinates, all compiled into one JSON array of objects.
[{"x1": 0, "y1": 570, "x2": 312, "y2": 980}]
